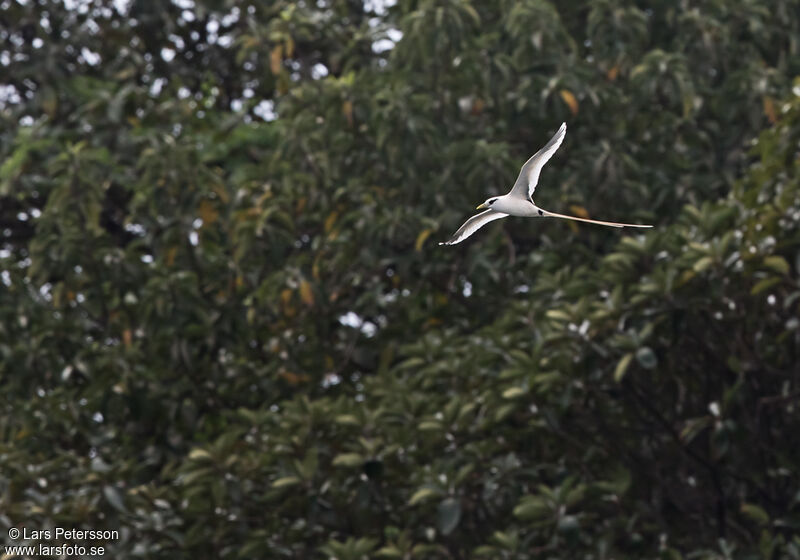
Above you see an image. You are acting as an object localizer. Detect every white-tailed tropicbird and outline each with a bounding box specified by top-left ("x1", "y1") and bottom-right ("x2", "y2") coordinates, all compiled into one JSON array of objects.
[{"x1": 440, "y1": 123, "x2": 652, "y2": 245}]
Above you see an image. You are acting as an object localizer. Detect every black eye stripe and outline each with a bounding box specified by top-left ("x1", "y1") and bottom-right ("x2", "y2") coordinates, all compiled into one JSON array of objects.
[{"x1": 489, "y1": 199, "x2": 495, "y2": 205}]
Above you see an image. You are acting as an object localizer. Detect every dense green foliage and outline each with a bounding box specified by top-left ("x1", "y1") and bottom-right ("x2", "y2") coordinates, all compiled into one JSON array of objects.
[{"x1": 2, "y1": 0, "x2": 800, "y2": 558}]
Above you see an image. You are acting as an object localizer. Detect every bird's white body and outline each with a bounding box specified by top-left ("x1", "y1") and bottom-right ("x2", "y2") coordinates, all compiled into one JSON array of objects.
[
  {"x1": 440, "y1": 122, "x2": 652, "y2": 245},
  {"x1": 486, "y1": 195, "x2": 544, "y2": 217}
]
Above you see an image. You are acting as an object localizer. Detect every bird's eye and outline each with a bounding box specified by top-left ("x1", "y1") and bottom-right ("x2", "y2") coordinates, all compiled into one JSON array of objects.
[{"x1": 489, "y1": 199, "x2": 495, "y2": 205}]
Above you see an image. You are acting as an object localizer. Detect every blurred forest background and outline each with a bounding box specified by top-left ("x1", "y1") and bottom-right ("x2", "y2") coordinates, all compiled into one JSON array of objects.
[{"x1": 2, "y1": 0, "x2": 800, "y2": 558}]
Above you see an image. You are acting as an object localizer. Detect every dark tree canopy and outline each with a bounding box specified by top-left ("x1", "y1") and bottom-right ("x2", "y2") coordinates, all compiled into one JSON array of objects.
[{"x1": 2, "y1": 0, "x2": 800, "y2": 558}]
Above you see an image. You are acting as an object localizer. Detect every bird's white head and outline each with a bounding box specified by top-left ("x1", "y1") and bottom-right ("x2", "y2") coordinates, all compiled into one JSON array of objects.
[{"x1": 476, "y1": 197, "x2": 500, "y2": 210}]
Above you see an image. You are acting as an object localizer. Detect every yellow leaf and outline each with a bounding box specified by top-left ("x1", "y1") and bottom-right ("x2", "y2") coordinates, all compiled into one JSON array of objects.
[
  {"x1": 284, "y1": 36, "x2": 295, "y2": 58},
  {"x1": 424, "y1": 317, "x2": 442, "y2": 328},
  {"x1": 241, "y1": 36, "x2": 261, "y2": 51},
  {"x1": 277, "y1": 73, "x2": 289, "y2": 95},
  {"x1": 559, "y1": 89, "x2": 579, "y2": 115},
  {"x1": 763, "y1": 96, "x2": 777, "y2": 124},
  {"x1": 281, "y1": 289, "x2": 293, "y2": 306},
  {"x1": 122, "y1": 329, "x2": 132, "y2": 348},
  {"x1": 198, "y1": 200, "x2": 218, "y2": 226},
  {"x1": 324, "y1": 210, "x2": 339, "y2": 233},
  {"x1": 676, "y1": 269, "x2": 695, "y2": 287},
  {"x1": 415, "y1": 228, "x2": 432, "y2": 251},
  {"x1": 606, "y1": 65, "x2": 620, "y2": 81},
  {"x1": 568, "y1": 205, "x2": 589, "y2": 218},
  {"x1": 299, "y1": 279, "x2": 314, "y2": 306},
  {"x1": 256, "y1": 190, "x2": 273, "y2": 209},
  {"x1": 165, "y1": 246, "x2": 178, "y2": 266},
  {"x1": 270, "y1": 44, "x2": 283, "y2": 75},
  {"x1": 342, "y1": 100, "x2": 354, "y2": 127},
  {"x1": 279, "y1": 370, "x2": 308, "y2": 385},
  {"x1": 40, "y1": 86, "x2": 58, "y2": 117},
  {"x1": 212, "y1": 184, "x2": 230, "y2": 203},
  {"x1": 295, "y1": 196, "x2": 307, "y2": 214}
]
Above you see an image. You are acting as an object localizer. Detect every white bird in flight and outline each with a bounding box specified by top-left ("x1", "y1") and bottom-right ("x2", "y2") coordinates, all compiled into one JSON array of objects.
[{"x1": 440, "y1": 123, "x2": 652, "y2": 245}]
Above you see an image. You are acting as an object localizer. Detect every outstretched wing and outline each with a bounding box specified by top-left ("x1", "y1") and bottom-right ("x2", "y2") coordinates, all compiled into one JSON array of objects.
[
  {"x1": 439, "y1": 210, "x2": 509, "y2": 246},
  {"x1": 541, "y1": 209, "x2": 652, "y2": 228},
  {"x1": 508, "y1": 122, "x2": 567, "y2": 200}
]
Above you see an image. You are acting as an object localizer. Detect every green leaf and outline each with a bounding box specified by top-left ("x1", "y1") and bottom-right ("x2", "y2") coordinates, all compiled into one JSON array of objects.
[
  {"x1": 188, "y1": 448, "x2": 212, "y2": 461},
  {"x1": 740, "y1": 503, "x2": 769, "y2": 525},
  {"x1": 502, "y1": 386, "x2": 527, "y2": 399},
  {"x1": 436, "y1": 497, "x2": 462, "y2": 535},
  {"x1": 334, "y1": 414, "x2": 360, "y2": 426},
  {"x1": 491, "y1": 530, "x2": 519, "y2": 550},
  {"x1": 593, "y1": 468, "x2": 631, "y2": 496},
  {"x1": 614, "y1": 353, "x2": 634, "y2": 382},
  {"x1": 680, "y1": 417, "x2": 712, "y2": 444},
  {"x1": 103, "y1": 485, "x2": 127, "y2": 513},
  {"x1": 0, "y1": 143, "x2": 30, "y2": 182},
  {"x1": 375, "y1": 545, "x2": 404, "y2": 558},
  {"x1": 763, "y1": 255, "x2": 790, "y2": 275},
  {"x1": 352, "y1": 537, "x2": 379, "y2": 555},
  {"x1": 513, "y1": 496, "x2": 551, "y2": 521},
  {"x1": 546, "y1": 309, "x2": 571, "y2": 321},
  {"x1": 660, "y1": 547, "x2": 683, "y2": 560},
  {"x1": 408, "y1": 487, "x2": 441, "y2": 506},
  {"x1": 565, "y1": 484, "x2": 586, "y2": 507},
  {"x1": 557, "y1": 514, "x2": 580, "y2": 533},
  {"x1": 271, "y1": 476, "x2": 301, "y2": 489},
  {"x1": 751, "y1": 277, "x2": 781, "y2": 295},
  {"x1": 493, "y1": 403, "x2": 517, "y2": 422},
  {"x1": 693, "y1": 256, "x2": 714, "y2": 273},
  {"x1": 332, "y1": 453, "x2": 365, "y2": 468}
]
